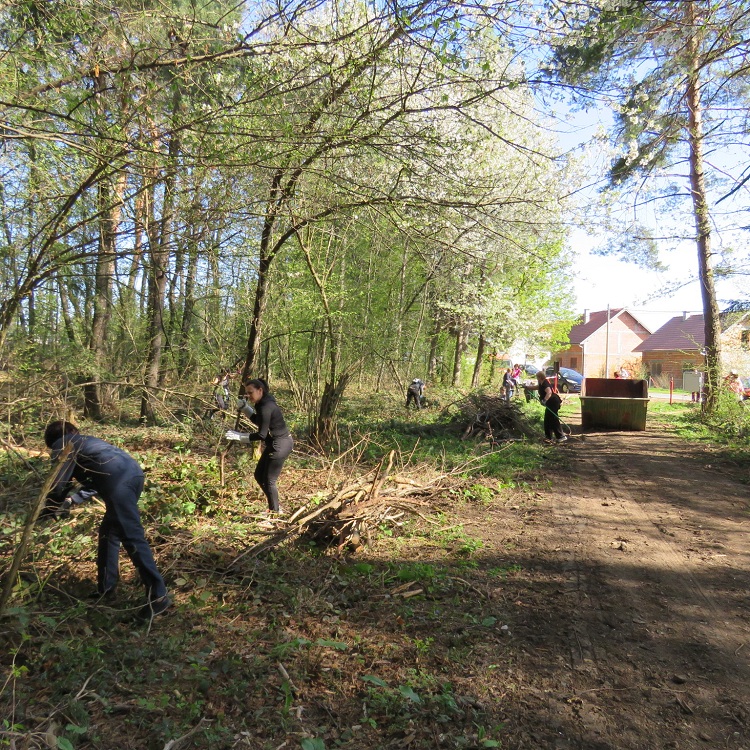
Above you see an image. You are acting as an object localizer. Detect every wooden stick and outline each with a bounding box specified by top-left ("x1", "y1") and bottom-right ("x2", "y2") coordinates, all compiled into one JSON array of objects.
[
  {"x1": 368, "y1": 450, "x2": 394, "y2": 502},
  {"x1": 0, "y1": 437, "x2": 44, "y2": 476},
  {"x1": 0, "y1": 443, "x2": 71, "y2": 616}
]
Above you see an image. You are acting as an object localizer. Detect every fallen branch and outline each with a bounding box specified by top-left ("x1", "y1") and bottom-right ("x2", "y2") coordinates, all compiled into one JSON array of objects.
[
  {"x1": 0, "y1": 443, "x2": 72, "y2": 616},
  {"x1": 163, "y1": 718, "x2": 211, "y2": 750},
  {"x1": 228, "y1": 454, "x2": 453, "y2": 562},
  {"x1": 0, "y1": 437, "x2": 44, "y2": 476}
]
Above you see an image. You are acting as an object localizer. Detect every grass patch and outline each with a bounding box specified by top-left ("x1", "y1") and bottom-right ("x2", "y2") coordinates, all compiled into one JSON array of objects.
[{"x1": 11, "y1": 384, "x2": 745, "y2": 748}]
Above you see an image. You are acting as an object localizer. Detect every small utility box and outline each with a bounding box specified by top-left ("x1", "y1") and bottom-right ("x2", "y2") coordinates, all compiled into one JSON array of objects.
[
  {"x1": 683, "y1": 371, "x2": 703, "y2": 393},
  {"x1": 580, "y1": 378, "x2": 649, "y2": 431}
]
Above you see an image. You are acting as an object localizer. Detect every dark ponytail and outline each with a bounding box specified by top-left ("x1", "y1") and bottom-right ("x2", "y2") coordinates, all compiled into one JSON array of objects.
[{"x1": 245, "y1": 378, "x2": 269, "y2": 395}]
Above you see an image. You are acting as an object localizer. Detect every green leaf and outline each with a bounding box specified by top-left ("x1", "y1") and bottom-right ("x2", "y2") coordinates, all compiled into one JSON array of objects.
[
  {"x1": 57, "y1": 739, "x2": 75, "y2": 750},
  {"x1": 301, "y1": 739, "x2": 326, "y2": 750},
  {"x1": 315, "y1": 639, "x2": 347, "y2": 651},
  {"x1": 481, "y1": 616, "x2": 497, "y2": 627},
  {"x1": 360, "y1": 675, "x2": 388, "y2": 687},
  {"x1": 398, "y1": 685, "x2": 421, "y2": 703}
]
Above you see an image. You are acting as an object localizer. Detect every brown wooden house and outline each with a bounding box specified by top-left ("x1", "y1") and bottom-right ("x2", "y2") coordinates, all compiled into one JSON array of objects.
[
  {"x1": 552, "y1": 308, "x2": 652, "y2": 378},
  {"x1": 634, "y1": 305, "x2": 750, "y2": 388}
]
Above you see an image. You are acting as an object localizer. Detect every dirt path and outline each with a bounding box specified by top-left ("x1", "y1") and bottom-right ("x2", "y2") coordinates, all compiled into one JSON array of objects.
[{"x1": 497, "y1": 406, "x2": 750, "y2": 749}]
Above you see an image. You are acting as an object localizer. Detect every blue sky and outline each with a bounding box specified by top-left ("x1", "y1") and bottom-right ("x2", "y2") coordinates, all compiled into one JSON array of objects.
[
  {"x1": 571, "y1": 235, "x2": 706, "y2": 332},
  {"x1": 554, "y1": 104, "x2": 745, "y2": 334}
]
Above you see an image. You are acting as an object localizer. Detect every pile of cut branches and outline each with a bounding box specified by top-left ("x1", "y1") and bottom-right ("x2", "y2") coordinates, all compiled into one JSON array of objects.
[
  {"x1": 449, "y1": 392, "x2": 537, "y2": 442},
  {"x1": 229, "y1": 450, "x2": 447, "y2": 564}
]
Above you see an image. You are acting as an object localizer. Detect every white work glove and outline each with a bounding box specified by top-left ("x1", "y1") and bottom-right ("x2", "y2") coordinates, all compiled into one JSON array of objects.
[
  {"x1": 237, "y1": 398, "x2": 255, "y2": 417},
  {"x1": 225, "y1": 430, "x2": 251, "y2": 444}
]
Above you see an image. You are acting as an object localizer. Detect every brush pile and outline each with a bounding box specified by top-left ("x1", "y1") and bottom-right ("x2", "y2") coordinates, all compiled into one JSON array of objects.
[
  {"x1": 448, "y1": 392, "x2": 537, "y2": 442},
  {"x1": 229, "y1": 451, "x2": 447, "y2": 564}
]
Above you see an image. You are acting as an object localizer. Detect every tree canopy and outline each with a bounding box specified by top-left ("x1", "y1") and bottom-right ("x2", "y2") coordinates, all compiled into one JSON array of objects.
[{"x1": 0, "y1": 0, "x2": 576, "y2": 432}]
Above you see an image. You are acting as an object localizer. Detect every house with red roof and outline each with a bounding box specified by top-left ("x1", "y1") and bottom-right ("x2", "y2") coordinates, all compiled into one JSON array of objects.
[
  {"x1": 552, "y1": 308, "x2": 653, "y2": 378},
  {"x1": 634, "y1": 304, "x2": 750, "y2": 388}
]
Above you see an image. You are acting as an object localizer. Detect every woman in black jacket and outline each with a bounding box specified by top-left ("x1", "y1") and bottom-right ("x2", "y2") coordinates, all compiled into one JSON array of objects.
[
  {"x1": 536, "y1": 371, "x2": 567, "y2": 443},
  {"x1": 225, "y1": 379, "x2": 293, "y2": 515}
]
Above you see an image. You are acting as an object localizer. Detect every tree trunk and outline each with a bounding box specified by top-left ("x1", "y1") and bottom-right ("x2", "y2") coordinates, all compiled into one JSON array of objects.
[
  {"x1": 56, "y1": 276, "x2": 77, "y2": 345},
  {"x1": 139, "y1": 81, "x2": 181, "y2": 421},
  {"x1": 139, "y1": 177, "x2": 166, "y2": 424},
  {"x1": 178, "y1": 240, "x2": 199, "y2": 373},
  {"x1": 428, "y1": 315, "x2": 441, "y2": 382},
  {"x1": 452, "y1": 328, "x2": 467, "y2": 387},
  {"x1": 314, "y1": 373, "x2": 351, "y2": 447},
  {"x1": 87, "y1": 170, "x2": 125, "y2": 419},
  {"x1": 242, "y1": 251, "x2": 273, "y2": 383},
  {"x1": 471, "y1": 334, "x2": 486, "y2": 389},
  {"x1": 139, "y1": 154, "x2": 176, "y2": 423},
  {"x1": 686, "y1": 6, "x2": 721, "y2": 412}
]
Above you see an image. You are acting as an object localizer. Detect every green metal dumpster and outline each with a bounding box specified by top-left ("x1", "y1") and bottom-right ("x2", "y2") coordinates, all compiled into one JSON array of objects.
[{"x1": 580, "y1": 378, "x2": 649, "y2": 431}]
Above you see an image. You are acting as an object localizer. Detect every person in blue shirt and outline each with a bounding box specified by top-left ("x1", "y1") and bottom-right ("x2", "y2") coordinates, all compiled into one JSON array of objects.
[
  {"x1": 225, "y1": 379, "x2": 293, "y2": 519},
  {"x1": 43, "y1": 421, "x2": 171, "y2": 620}
]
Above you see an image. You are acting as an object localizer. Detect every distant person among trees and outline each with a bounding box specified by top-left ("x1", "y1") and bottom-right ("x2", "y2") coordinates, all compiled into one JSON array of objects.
[
  {"x1": 204, "y1": 368, "x2": 234, "y2": 421},
  {"x1": 536, "y1": 371, "x2": 566, "y2": 443},
  {"x1": 724, "y1": 370, "x2": 745, "y2": 401},
  {"x1": 502, "y1": 368, "x2": 515, "y2": 402},
  {"x1": 511, "y1": 363, "x2": 522, "y2": 385},
  {"x1": 225, "y1": 379, "x2": 294, "y2": 523},
  {"x1": 213, "y1": 368, "x2": 231, "y2": 411},
  {"x1": 405, "y1": 378, "x2": 426, "y2": 409},
  {"x1": 43, "y1": 421, "x2": 171, "y2": 620}
]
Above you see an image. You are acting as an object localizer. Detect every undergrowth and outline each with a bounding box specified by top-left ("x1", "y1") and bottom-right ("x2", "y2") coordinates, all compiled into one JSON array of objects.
[
  {"x1": 0, "y1": 387, "x2": 553, "y2": 749},
  {"x1": 3, "y1": 387, "x2": 748, "y2": 747}
]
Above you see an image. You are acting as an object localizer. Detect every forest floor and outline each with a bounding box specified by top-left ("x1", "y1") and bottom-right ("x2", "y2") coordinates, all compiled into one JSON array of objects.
[{"x1": 2, "y1": 399, "x2": 750, "y2": 749}]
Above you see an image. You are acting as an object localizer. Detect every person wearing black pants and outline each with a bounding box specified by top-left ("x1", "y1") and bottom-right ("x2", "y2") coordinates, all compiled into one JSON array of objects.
[
  {"x1": 535, "y1": 371, "x2": 566, "y2": 443},
  {"x1": 405, "y1": 378, "x2": 425, "y2": 409},
  {"x1": 43, "y1": 421, "x2": 171, "y2": 620},
  {"x1": 225, "y1": 379, "x2": 293, "y2": 520}
]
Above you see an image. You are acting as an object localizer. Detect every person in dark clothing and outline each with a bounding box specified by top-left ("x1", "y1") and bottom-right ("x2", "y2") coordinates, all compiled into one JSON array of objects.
[
  {"x1": 535, "y1": 371, "x2": 566, "y2": 443},
  {"x1": 225, "y1": 379, "x2": 293, "y2": 519},
  {"x1": 405, "y1": 378, "x2": 425, "y2": 409},
  {"x1": 502, "y1": 368, "x2": 514, "y2": 402},
  {"x1": 43, "y1": 421, "x2": 171, "y2": 620}
]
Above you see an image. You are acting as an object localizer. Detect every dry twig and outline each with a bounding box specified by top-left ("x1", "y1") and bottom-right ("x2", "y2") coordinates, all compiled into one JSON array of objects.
[{"x1": 228, "y1": 449, "x2": 452, "y2": 564}]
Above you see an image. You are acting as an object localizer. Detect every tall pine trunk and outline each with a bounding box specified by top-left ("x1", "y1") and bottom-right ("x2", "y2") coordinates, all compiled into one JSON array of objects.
[
  {"x1": 686, "y1": 4, "x2": 721, "y2": 411},
  {"x1": 140, "y1": 123, "x2": 178, "y2": 423}
]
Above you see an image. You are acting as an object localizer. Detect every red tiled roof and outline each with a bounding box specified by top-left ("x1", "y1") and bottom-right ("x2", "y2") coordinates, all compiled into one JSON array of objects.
[
  {"x1": 634, "y1": 315, "x2": 704, "y2": 352},
  {"x1": 568, "y1": 308, "x2": 651, "y2": 344},
  {"x1": 635, "y1": 309, "x2": 750, "y2": 352},
  {"x1": 568, "y1": 309, "x2": 624, "y2": 344}
]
